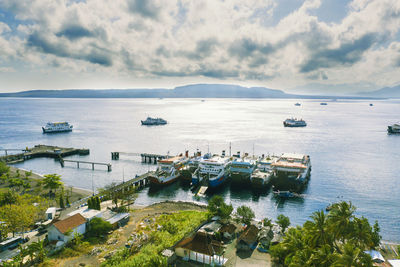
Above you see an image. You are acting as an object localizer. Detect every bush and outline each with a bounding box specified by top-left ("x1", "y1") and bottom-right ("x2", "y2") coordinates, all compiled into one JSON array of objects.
[{"x1": 87, "y1": 217, "x2": 113, "y2": 237}]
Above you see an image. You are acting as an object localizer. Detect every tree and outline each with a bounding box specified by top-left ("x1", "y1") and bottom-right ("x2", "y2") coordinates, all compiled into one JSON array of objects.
[
  {"x1": 207, "y1": 195, "x2": 233, "y2": 221},
  {"x1": 276, "y1": 214, "x2": 290, "y2": 234},
  {"x1": 235, "y1": 205, "x2": 255, "y2": 225},
  {"x1": 66, "y1": 195, "x2": 70, "y2": 207},
  {"x1": 88, "y1": 197, "x2": 93, "y2": 209},
  {"x1": 87, "y1": 217, "x2": 112, "y2": 237},
  {"x1": 263, "y1": 218, "x2": 273, "y2": 227},
  {"x1": 59, "y1": 194, "x2": 65, "y2": 209},
  {"x1": 0, "y1": 162, "x2": 9, "y2": 176},
  {"x1": 95, "y1": 196, "x2": 101, "y2": 210},
  {"x1": 0, "y1": 190, "x2": 18, "y2": 207},
  {"x1": 41, "y1": 174, "x2": 63, "y2": 198}
]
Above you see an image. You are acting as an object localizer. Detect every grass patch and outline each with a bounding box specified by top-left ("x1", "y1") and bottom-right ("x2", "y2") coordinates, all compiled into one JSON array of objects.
[{"x1": 103, "y1": 210, "x2": 208, "y2": 267}]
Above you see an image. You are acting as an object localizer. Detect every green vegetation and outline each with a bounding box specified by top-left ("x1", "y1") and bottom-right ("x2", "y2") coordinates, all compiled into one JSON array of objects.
[
  {"x1": 41, "y1": 174, "x2": 63, "y2": 198},
  {"x1": 276, "y1": 214, "x2": 291, "y2": 233},
  {"x1": 87, "y1": 217, "x2": 113, "y2": 237},
  {"x1": 103, "y1": 210, "x2": 208, "y2": 267},
  {"x1": 235, "y1": 205, "x2": 255, "y2": 225},
  {"x1": 88, "y1": 196, "x2": 101, "y2": 210},
  {"x1": 0, "y1": 190, "x2": 47, "y2": 238},
  {"x1": 270, "y1": 201, "x2": 380, "y2": 266},
  {"x1": 207, "y1": 195, "x2": 233, "y2": 222}
]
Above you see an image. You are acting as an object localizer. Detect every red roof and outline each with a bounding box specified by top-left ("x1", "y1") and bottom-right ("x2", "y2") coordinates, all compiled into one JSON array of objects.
[{"x1": 53, "y1": 214, "x2": 86, "y2": 234}]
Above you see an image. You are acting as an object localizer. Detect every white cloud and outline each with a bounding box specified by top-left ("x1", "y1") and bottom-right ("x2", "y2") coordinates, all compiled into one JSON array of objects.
[{"x1": 0, "y1": 0, "x2": 399, "y2": 92}]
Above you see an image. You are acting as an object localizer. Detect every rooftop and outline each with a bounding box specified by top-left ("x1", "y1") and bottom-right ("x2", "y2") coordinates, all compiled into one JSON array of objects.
[
  {"x1": 238, "y1": 225, "x2": 260, "y2": 245},
  {"x1": 175, "y1": 232, "x2": 224, "y2": 256},
  {"x1": 281, "y1": 153, "x2": 305, "y2": 160},
  {"x1": 68, "y1": 208, "x2": 102, "y2": 220},
  {"x1": 53, "y1": 213, "x2": 86, "y2": 234}
]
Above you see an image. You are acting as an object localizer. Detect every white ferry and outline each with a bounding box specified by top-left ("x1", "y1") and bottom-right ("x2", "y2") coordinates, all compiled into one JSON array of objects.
[
  {"x1": 141, "y1": 117, "x2": 167, "y2": 126},
  {"x1": 271, "y1": 153, "x2": 311, "y2": 186},
  {"x1": 250, "y1": 155, "x2": 279, "y2": 189},
  {"x1": 148, "y1": 156, "x2": 186, "y2": 186},
  {"x1": 42, "y1": 122, "x2": 73, "y2": 133},
  {"x1": 230, "y1": 152, "x2": 257, "y2": 185},
  {"x1": 192, "y1": 152, "x2": 230, "y2": 188},
  {"x1": 283, "y1": 118, "x2": 307, "y2": 127}
]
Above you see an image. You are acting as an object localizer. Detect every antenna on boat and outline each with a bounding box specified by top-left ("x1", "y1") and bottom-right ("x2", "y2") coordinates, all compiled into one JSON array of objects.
[
  {"x1": 252, "y1": 143, "x2": 255, "y2": 157},
  {"x1": 229, "y1": 142, "x2": 231, "y2": 157}
]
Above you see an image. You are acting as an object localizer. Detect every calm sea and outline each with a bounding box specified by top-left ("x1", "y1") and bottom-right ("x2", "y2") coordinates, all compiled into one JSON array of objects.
[{"x1": 0, "y1": 98, "x2": 399, "y2": 241}]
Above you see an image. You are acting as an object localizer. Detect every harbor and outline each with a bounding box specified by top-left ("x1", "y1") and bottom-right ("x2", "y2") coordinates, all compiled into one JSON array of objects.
[{"x1": 1, "y1": 98, "x2": 400, "y2": 242}]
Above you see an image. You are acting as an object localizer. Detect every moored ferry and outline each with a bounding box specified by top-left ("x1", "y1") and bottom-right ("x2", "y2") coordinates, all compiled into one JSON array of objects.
[
  {"x1": 250, "y1": 155, "x2": 278, "y2": 189},
  {"x1": 42, "y1": 122, "x2": 73, "y2": 133},
  {"x1": 283, "y1": 118, "x2": 307, "y2": 127},
  {"x1": 271, "y1": 153, "x2": 311, "y2": 190},
  {"x1": 192, "y1": 152, "x2": 230, "y2": 188},
  {"x1": 148, "y1": 156, "x2": 186, "y2": 186},
  {"x1": 229, "y1": 152, "x2": 257, "y2": 185}
]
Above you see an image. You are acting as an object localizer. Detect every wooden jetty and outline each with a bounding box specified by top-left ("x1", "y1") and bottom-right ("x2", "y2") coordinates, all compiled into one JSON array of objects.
[
  {"x1": 111, "y1": 152, "x2": 168, "y2": 164},
  {"x1": 0, "y1": 145, "x2": 89, "y2": 164},
  {"x1": 60, "y1": 159, "x2": 112, "y2": 172},
  {"x1": 110, "y1": 172, "x2": 153, "y2": 193}
]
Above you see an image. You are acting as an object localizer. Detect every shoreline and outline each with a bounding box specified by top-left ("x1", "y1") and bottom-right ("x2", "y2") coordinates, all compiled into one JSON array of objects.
[{"x1": 7, "y1": 165, "x2": 92, "y2": 202}]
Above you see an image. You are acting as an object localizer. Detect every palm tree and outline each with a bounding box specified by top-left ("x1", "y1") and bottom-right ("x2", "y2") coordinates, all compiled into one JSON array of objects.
[
  {"x1": 328, "y1": 201, "x2": 356, "y2": 245},
  {"x1": 332, "y1": 242, "x2": 373, "y2": 267},
  {"x1": 305, "y1": 210, "x2": 329, "y2": 248}
]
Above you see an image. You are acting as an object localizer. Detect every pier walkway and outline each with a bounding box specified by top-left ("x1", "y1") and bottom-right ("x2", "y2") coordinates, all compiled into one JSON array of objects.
[
  {"x1": 111, "y1": 152, "x2": 168, "y2": 164},
  {"x1": 60, "y1": 159, "x2": 112, "y2": 172},
  {"x1": 0, "y1": 145, "x2": 89, "y2": 164}
]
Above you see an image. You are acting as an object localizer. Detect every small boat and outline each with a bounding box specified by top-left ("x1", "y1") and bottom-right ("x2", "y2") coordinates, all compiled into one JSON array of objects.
[
  {"x1": 273, "y1": 190, "x2": 295, "y2": 198},
  {"x1": 369, "y1": 103, "x2": 374, "y2": 106},
  {"x1": 294, "y1": 103, "x2": 301, "y2": 106},
  {"x1": 141, "y1": 117, "x2": 167, "y2": 126},
  {"x1": 388, "y1": 123, "x2": 400, "y2": 134},
  {"x1": 42, "y1": 122, "x2": 73, "y2": 133},
  {"x1": 320, "y1": 102, "x2": 328, "y2": 105},
  {"x1": 283, "y1": 118, "x2": 307, "y2": 127}
]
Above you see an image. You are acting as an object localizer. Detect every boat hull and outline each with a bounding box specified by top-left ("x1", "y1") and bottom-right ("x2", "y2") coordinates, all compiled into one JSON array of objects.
[
  {"x1": 148, "y1": 174, "x2": 180, "y2": 186},
  {"x1": 208, "y1": 173, "x2": 227, "y2": 188},
  {"x1": 42, "y1": 127, "x2": 73, "y2": 133},
  {"x1": 230, "y1": 172, "x2": 251, "y2": 185},
  {"x1": 388, "y1": 126, "x2": 400, "y2": 134}
]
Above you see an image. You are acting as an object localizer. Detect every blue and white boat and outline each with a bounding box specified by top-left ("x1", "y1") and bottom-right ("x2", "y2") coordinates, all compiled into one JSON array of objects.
[
  {"x1": 193, "y1": 152, "x2": 230, "y2": 188},
  {"x1": 229, "y1": 152, "x2": 257, "y2": 185},
  {"x1": 250, "y1": 155, "x2": 279, "y2": 189}
]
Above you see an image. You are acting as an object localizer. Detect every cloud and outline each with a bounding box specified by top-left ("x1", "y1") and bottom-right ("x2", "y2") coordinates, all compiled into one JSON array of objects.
[
  {"x1": 56, "y1": 25, "x2": 93, "y2": 40},
  {"x1": 300, "y1": 33, "x2": 378, "y2": 73},
  {"x1": 127, "y1": 0, "x2": 161, "y2": 19},
  {"x1": 27, "y1": 32, "x2": 112, "y2": 66},
  {"x1": 0, "y1": 0, "x2": 399, "y2": 92}
]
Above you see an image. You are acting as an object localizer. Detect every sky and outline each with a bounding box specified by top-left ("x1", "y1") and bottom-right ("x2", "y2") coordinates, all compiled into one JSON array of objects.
[{"x1": 0, "y1": 0, "x2": 399, "y2": 94}]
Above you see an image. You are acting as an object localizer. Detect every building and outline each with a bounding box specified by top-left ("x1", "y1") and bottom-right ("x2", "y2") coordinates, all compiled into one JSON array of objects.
[
  {"x1": 198, "y1": 221, "x2": 222, "y2": 236},
  {"x1": 175, "y1": 231, "x2": 226, "y2": 265},
  {"x1": 258, "y1": 227, "x2": 274, "y2": 249},
  {"x1": 219, "y1": 223, "x2": 236, "y2": 240},
  {"x1": 236, "y1": 225, "x2": 260, "y2": 251},
  {"x1": 106, "y1": 213, "x2": 130, "y2": 229},
  {"x1": 48, "y1": 214, "x2": 86, "y2": 245},
  {"x1": 45, "y1": 207, "x2": 57, "y2": 220},
  {"x1": 67, "y1": 208, "x2": 102, "y2": 221}
]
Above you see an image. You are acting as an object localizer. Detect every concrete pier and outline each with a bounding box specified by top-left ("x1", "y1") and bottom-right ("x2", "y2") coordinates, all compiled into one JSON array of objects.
[
  {"x1": 60, "y1": 158, "x2": 112, "y2": 172},
  {"x1": 111, "y1": 151, "x2": 167, "y2": 164}
]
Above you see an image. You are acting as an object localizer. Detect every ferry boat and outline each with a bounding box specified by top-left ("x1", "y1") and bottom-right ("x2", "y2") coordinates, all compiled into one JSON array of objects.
[
  {"x1": 283, "y1": 118, "x2": 307, "y2": 127},
  {"x1": 271, "y1": 153, "x2": 311, "y2": 190},
  {"x1": 141, "y1": 117, "x2": 167, "y2": 126},
  {"x1": 320, "y1": 102, "x2": 328, "y2": 105},
  {"x1": 229, "y1": 152, "x2": 257, "y2": 185},
  {"x1": 294, "y1": 103, "x2": 301, "y2": 106},
  {"x1": 388, "y1": 123, "x2": 400, "y2": 134},
  {"x1": 148, "y1": 156, "x2": 186, "y2": 186},
  {"x1": 180, "y1": 152, "x2": 204, "y2": 183},
  {"x1": 42, "y1": 122, "x2": 73, "y2": 133},
  {"x1": 250, "y1": 155, "x2": 278, "y2": 189},
  {"x1": 192, "y1": 152, "x2": 230, "y2": 188}
]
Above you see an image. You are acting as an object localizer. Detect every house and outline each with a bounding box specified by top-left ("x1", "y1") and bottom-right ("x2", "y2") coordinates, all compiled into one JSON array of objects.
[
  {"x1": 219, "y1": 223, "x2": 236, "y2": 240},
  {"x1": 45, "y1": 207, "x2": 57, "y2": 220},
  {"x1": 48, "y1": 214, "x2": 86, "y2": 245},
  {"x1": 175, "y1": 231, "x2": 226, "y2": 265},
  {"x1": 67, "y1": 207, "x2": 102, "y2": 221},
  {"x1": 198, "y1": 221, "x2": 222, "y2": 236},
  {"x1": 237, "y1": 225, "x2": 260, "y2": 251},
  {"x1": 106, "y1": 213, "x2": 130, "y2": 229},
  {"x1": 258, "y1": 226, "x2": 274, "y2": 248}
]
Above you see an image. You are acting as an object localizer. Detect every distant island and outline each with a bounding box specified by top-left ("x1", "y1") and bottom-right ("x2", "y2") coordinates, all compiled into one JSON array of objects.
[
  {"x1": 357, "y1": 84, "x2": 400, "y2": 98},
  {"x1": 0, "y1": 84, "x2": 384, "y2": 99}
]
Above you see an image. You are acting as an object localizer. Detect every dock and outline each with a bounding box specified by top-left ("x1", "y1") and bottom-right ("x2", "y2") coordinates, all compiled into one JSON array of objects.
[
  {"x1": 109, "y1": 172, "x2": 153, "y2": 194},
  {"x1": 0, "y1": 145, "x2": 89, "y2": 164},
  {"x1": 111, "y1": 152, "x2": 168, "y2": 164},
  {"x1": 60, "y1": 159, "x2": 112, "y2": 172}
]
